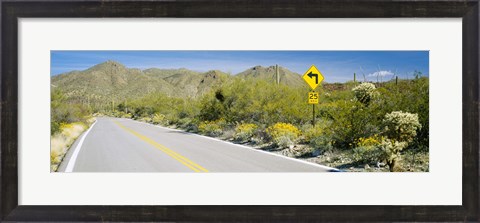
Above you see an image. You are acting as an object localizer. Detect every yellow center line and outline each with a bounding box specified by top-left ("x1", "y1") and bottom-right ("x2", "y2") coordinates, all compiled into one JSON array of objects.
[{"x1": 114, "y1": 121, "x2": 208, "y2": 173}]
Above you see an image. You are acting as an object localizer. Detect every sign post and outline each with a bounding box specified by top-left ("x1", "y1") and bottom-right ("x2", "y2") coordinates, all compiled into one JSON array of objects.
[
  {"x1": 308, "y1": 91, "x2": 319, "y2": 126},
  {"x1": 302, "y1": 65, "x2": 324, "y2": 126}
]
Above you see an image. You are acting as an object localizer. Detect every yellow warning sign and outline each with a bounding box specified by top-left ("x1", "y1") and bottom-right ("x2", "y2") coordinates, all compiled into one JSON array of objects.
[
  {"x1": 308, "y1": 92, "x2": 319, "y2": 104},
  {"x1": 302, "y1": 65, "x2": 324, "y2": 90}
]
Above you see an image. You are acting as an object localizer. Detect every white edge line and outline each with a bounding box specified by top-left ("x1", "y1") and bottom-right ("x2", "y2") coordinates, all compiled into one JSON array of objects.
[
  {"x1": 127, "y1": 118, "x2": 339, "y2": 172},
  {"x1": 64, "y1": 120, "x2": 98, "y2": 172}
]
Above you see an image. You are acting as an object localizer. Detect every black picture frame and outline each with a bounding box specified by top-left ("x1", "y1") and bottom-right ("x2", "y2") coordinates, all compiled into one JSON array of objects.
[{"x1": 1, "y1": 0, "x2": 478, "y2": 222}]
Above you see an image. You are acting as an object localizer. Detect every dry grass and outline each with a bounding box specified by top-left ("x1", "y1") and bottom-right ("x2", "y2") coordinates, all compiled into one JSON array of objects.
[{"x1": 50, "y1": 119, "x2": 94, "y2": 172}]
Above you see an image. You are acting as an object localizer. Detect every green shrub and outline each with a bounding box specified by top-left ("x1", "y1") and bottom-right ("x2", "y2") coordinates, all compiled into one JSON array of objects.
[
  {"x1": 352, "y1": 135, "x2": 384, "y2": 164},
  {"x1": 301, "y1": 121, "x2": 333, "y2": 154},
  {"x1": 121, "y1": 113, "x2": 133, "y2": 119},
  {"x1": 139, "y1": 116, "x2": 152, "y2": 123},
  {"x1": 51, "y1": 121, "x2": 61, "y2": 135},
  {"x1": 320, "y1": 99, "x2": 379, "y2": 149},
  {"x1": 266, "y1": 122, "x2": 301, "y2": 148},
  {"x1": 302, "y1": 124, "x2": 323, "y2": 143},
  {"x1": 51, "y1": 89, "x2": 90, "y2": 135},
  {"x1": 174, "y1": 118, "x2": 198, "y2": 132},
  {"x1": 309, "y1": 135, "x2": 333, "y2": 154},
  {"x1": 234, "y1": 123, "x2": 258, "y2": 142},
  {"x1": 112, "y1": 111, "x2": 133, "y2": 118},
  {"x1": 198, "y1": 90, "x2": 226, "y2": 122},
  {"x1": 133, "y1": 106, "x2": 155, "y2": 117},
  {"x1": 352, "y1": 146, "x2": 383, "y2": 164},
  {"x1": 198, "y1": 79, "x2": 310, "y2": 126},
  {"x1": 275, "y1": 136, "x2": 294, "y2": 149},
  {"x1": 152, "y1": 113, "x2": 168, "y2": 125}
]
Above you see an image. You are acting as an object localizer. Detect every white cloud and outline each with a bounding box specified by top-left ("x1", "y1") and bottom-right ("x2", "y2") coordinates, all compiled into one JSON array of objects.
[{"x1": 368, "y1": 70, "x2": 394, "y2": 77}]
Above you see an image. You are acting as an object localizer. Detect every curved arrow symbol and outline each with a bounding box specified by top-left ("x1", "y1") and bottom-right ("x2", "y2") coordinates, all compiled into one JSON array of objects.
[{"x1": 307, "y1": 71, "x2": 319, "y2": 84}]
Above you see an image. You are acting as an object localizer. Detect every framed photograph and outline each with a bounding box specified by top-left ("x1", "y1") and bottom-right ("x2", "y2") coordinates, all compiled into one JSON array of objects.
[{"x1": 2, "y1": 0, "x2": 478, "y2": 222}]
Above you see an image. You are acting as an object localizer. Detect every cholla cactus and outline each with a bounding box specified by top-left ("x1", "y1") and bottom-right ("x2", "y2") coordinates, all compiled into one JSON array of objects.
[
  {"x1": 378, "y1": 139, "x2": 408, "y2": 171},
  {"x1": 383, "y1": 111, "x2": 421, "y2": 143},
  {"x1": 352, "y1": 82, "x2": 378, "y2": 105},
  {"x1": 380, "y1": 111, "x2": 421, "y2": 171}
]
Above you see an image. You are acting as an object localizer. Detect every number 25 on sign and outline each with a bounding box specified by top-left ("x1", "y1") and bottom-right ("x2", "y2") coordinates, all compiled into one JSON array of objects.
[{"x1": 308, "y1": 92, "x2": 319, "y2": 104}]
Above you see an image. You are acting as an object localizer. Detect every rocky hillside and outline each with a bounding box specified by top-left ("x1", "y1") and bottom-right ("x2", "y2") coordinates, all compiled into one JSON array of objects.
[
  {"x1": 236, "y1": 65, "x2": 303, "y2": 87},
  {"x1": 51, "y1": 61, "x2": 303, "y2": 107}
]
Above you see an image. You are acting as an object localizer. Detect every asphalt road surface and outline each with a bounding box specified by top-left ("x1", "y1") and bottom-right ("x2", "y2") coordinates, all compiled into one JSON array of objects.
[{"x1": 58, "y1": 117, "x2": 335, "y2": 172}]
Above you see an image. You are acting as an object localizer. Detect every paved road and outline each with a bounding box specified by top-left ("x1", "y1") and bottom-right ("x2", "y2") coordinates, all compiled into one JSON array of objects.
[{"x1": 58, "y1": 117, "x2": 335, "y2": 172}]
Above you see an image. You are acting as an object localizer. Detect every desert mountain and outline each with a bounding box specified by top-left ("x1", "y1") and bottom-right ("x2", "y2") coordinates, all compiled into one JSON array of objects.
[
  {"x1": 236, "y1": 65, "x2": 303, "y2": 87},
  {"x1": 51, "y1": 61, "x2": 303, "y2": 107}
]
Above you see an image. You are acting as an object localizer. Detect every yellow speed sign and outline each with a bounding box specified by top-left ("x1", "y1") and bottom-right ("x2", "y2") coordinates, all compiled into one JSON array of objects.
[{"x1": 308, "y1": 92, "x2": 319, "y2": 104}]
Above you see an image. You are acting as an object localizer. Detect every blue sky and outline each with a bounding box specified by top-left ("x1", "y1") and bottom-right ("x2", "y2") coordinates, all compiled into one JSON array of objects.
[{"x1": 51, "y1": 51, "x2": 428, "y2": 83}]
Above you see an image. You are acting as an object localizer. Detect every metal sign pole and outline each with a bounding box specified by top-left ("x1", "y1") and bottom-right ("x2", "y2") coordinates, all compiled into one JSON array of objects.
[{"x1": 312, "y1": 103, "x2": 315, "y2": 127}]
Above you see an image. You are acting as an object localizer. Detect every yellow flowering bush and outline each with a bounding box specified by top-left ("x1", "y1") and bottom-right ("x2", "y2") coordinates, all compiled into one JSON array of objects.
[
  {"x1": 198, "y1": 119, "x2": 224, "y2": 137},
  {"x1": 266, "y1": 123, "x2": 301, "y2": 148},
  {"x1": 355, "y1": 135, "x2": 383, "y2": 147},
  {"x1": 234, "y1": 123, "x2": 258, "y2": 142}
]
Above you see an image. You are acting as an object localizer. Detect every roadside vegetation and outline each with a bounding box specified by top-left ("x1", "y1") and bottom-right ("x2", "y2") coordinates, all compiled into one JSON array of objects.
[
  {"x1": 50, "y1": 89, "x2": 93, "y2": 171},
  {"x1": 98, "y1": 74, "x2": 429, "y2": 172},
  {"x1": 51, "y1": 60, "x2": 429, "y2": 172}
]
